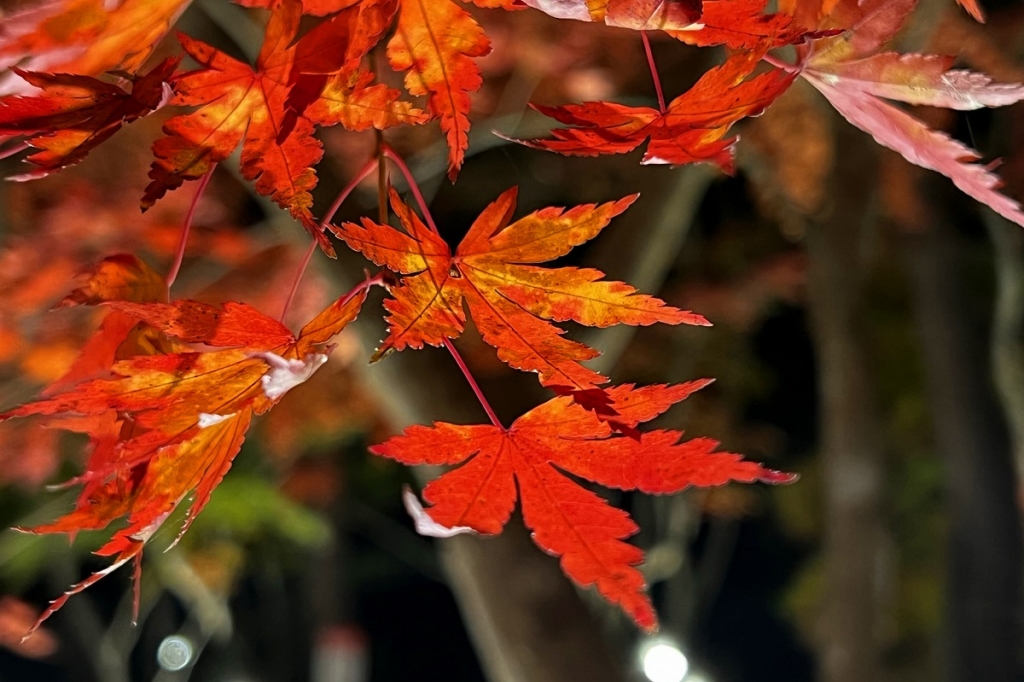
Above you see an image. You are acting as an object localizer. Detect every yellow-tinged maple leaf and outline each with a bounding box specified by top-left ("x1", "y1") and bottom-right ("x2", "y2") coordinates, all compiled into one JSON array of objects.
[
  {"x1": 46, "y1": 254, "x2": 171, "y2": 395},
  {"x1": 2, "y1": 285, "x2": 368, "y2": 638},
  {"x1": 285, "y1": 0, "x2": 427, "y2": 130},
  {"x1": 304, "y1": 69, "x2": 430, "y2": 132},
  {"x1": 332, "y1": 186, "x2": 708, "y2": 392},
  {"x1": 386, "y1": 0, "x2": 490, "y2": 179},
  {"x1": 0, "y1": 0, "x2": 191, "y2": 94}
]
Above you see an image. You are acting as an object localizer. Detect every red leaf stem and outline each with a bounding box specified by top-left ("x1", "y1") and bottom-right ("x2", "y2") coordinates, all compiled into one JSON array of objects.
[
  {"x1": 641, "y1": 32, "x2": 666, "y2": 113},
  {"x1": 444, "y1": 338, "x2": 504, "y2": 429},
  {"x1": 166, "y1": 166, "x2": 215, "y2": 290}
]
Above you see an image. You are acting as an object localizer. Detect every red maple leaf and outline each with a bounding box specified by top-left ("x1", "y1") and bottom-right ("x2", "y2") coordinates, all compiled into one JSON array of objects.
[
  {"x1": 667, "y1": 0, "x2": 813, "y2": 49},
  {"x1": 374, "y1": 380, "x2": 795, "y2": 630},
  {"x1": 0, "y1": 57, "x2": 177, "y2": 179},
  {"x1": 512, "y1": 48, "x2": 794, "y2": 172}
]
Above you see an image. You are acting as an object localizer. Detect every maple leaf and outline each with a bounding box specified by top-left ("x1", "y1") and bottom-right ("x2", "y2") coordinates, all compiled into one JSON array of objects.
[
  {"x1": 513, "y1": 48, "x2": 794, "y2": 172},
  {"x1": 290, "y1": 0, "x2": 430, "y2": 133},
  {"x1": 0, "y1": 0, "x2": 192, "y2": 95},
  {"x1": 143, "y1": 0, "x2": 426, "y2": 251},
  {"x1": 776, "y1": 0, "x2": 831, "y2": 31},
  {"x1": 332, "y1": 186, "x2": 707, "y2": 391},
  {"x1": 665, "y1": 0, "x2": 812, "y2": 50},
  {"x1": 234, "y1": 0, "x2": 362, "y2": 15},
  {"x1": 143, "y1": 1, "x2": 334, "y2": 254},
  {"x1": 373, "y1": 381, "x2": 795, "y2": 629},
  {"x1": 290, "y1": 0, "x2": 429, "y2": 132},
  {"x1": 48, "y1": 253, "x2": 171, "y2": 394},
  {"x1": 2, "y1": 286, "x2": 368, "y2": 637},
  {"x1": 386, "y1": 0, "x2": 491, "y2": 179},
  {"x1": 520, "y1": 0, "x2": 702, "y2": 30},
  {"x1": 796, "y1": 0, "x2": 1024, "y2": 225},
  {"x1": 0, "y1": 57, "x2": 177, "y2": 180},
  {"x1": 953, "y1": 0, "x2": 984, "y2": 22}
]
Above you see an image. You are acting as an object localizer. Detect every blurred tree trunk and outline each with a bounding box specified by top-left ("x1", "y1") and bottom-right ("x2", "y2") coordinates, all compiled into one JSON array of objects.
[
  {"x1": 989, "y1": 214, "x2": 1024, "y2": 493},
  {"x1": 900, "y1": 210, "x2": 1023, "y2": 682},
  {"x1": 805, "y1": 123, "x2": 886, "y2": 682}
]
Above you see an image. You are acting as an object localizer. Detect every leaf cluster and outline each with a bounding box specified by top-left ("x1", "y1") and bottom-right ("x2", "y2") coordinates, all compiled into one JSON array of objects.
[{"x1": 0, "y1": 0, "x2": 1020, "y2": 636}]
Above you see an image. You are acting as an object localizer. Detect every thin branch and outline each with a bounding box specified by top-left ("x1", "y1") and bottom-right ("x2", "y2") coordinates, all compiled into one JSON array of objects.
[
  {"x1": 0, "y1": 139, "x2": 29, "y2": 161},
  {"x1": 443, "y1": 339, "x2": 504, "y2": 430},
  {"x1": 985, "y1": 211, "x2": 1024, "y2": 474},
  {"x1": 278, "y1": 239, "x2": 318, "y2": 323},
  {"x1": 166, "y1": 167, "x2": 215, "y2": 290},
  {"x1": 641, "y1": 32, "x2": 667, "y2": 113},
  {"x1": 377, "y1": 132, "x2": 390, "y2": 224},
  {"x1": 382, "y1": 144, "x2": 440, "y2": 234},
  {"x1": 347, "y1": 269, "x2": 388, "y2": 303},
  {"x1": 761, "y1": 53, "x2": 799, "y2": 73},
  {"x1": 320, "y1": 157, "x2": 379, "y2": 228}
]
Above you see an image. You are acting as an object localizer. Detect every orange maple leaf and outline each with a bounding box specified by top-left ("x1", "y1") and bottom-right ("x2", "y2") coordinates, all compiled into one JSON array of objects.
[
  {"x1": 2, "y1": 286, "x2": 368, "y2": 637},
  {"x1": 512, "y1": 48, "x2": 794, "y2": 172},
  {"x1": 143, "y1": 0, "x2": 426, "y2": 253},
  {"x1": 332, "y1": 186, "x2": 707, "y2": 392},
  {"x1": 386, "y1": 0, "x2": 490, "y2": 179},
  {"x1": 47, "y1": 254, "x2": 171, "y2": 395},
  {"x1": 0, "y1": 0, "x2": 191, "y2": 94},
  {"x1": 374, "y1": 381, "x2": 795, "y2": 630},
  {"x1": 235, "y1": 0, "x2": 362, "y2": 15},
  {"x1": 666, "y1": 0, "x2": 811, "y2": 49},
  {"x1": 0, "y1": 58, "x2": 177, "y2": 180},
  {"x1": 142, "y1": 1, "x2": 330, "y2": 252},
  {"x1": 291, "y1": 0, "x2": 429, "y2": 132}
]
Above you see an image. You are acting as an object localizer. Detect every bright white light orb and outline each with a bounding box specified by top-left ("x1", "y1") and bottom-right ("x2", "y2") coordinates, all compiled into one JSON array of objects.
[
  {"x1": 157, "y1": 635, "x2": 194, "y2": 671},
  {"x1": 641, "y1": 641, "x2": 689, "y2": 682}
]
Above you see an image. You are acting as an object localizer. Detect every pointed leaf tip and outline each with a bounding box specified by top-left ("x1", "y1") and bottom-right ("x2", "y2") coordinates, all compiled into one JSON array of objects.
[{"x1": 760, "y1": 469, "x2": 799, "y2": 484}]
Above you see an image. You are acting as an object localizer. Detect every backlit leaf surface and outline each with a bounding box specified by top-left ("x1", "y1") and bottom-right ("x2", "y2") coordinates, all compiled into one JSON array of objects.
[
  {"x1": 374, "y1": 381, "x2": 795, "y2": 629},
  {"x1": 0, "y1": 0, "x2": 191, "y2": 94},
  {"x1": 386, "y1": 0, "x2": 490, "y2": 178},
  {"x1": 795, "y1": 0, "x2": 1024, "y2": 224},
  {"x1": 0, "y1": 58, "x2": 177, "y2": 179},
  {"x1": 515, "y1": 49, "x2": 794, "y2": 172},
  {"x1": 2, "y1": 286, "x2": 367, "y2": 637},
  {"x1": 333, "y1": 187, "x2": 707, "y2": 391}
]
